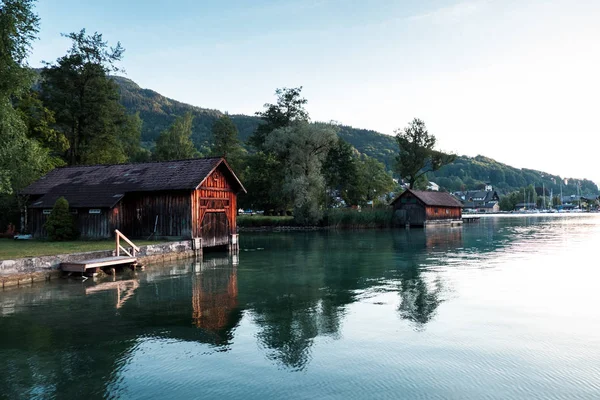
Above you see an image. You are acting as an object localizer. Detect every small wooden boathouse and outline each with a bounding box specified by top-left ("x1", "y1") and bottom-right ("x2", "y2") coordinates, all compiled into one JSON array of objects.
[
  {"x1": 21, "y1": 157, "x2": 246, "y2": 248},
  {"x1": 391, "y1": 189, "x2": 463, "y2": 227}
]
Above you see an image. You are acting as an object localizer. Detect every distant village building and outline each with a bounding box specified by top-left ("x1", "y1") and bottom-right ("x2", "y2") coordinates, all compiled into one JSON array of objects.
[
  {"x1": 427, "y1": 182, "x2": 440, "y2": 191},
  {"x1": 391, "y1": 189, "x2": 463, "y2": 227},
  {"x1": 454, "y1": 185, "x2": 500, "y2": 213},
  {"x1": 21, "y1": 157, "x2": 246, "y2": 247}
]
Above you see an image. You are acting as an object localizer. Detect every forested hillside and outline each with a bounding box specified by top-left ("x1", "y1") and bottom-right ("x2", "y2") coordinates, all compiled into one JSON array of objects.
[
  {"x1": 427, "y1": 155, "x2": 598, "y2": 195},
  {"x1": 113, "y1": 76, "x2": 598, "y2": 196}
]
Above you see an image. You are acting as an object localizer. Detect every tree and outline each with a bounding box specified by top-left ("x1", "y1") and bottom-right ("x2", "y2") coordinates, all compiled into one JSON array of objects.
[
  {"x1": 120, "y1": 112, "x2": 150, "y2": 162},
  {"x1": 357, "y1": 156, "x2": 396, "y2": 206},
  {"x1": 0, "y1": 0, "x2": 39, "y2": 99},
  {"x1": 44, "y1": 197, "x2": 78, "y2": 240},
  {"x1": 243, "y1": 87, "x2": 310, "y2": 213},
  {"x1": 499, "y1": 195, "x2": 516, "y2": 211},
  {"x1": 265, "y1": 122, "x2": 337, "y2": 224},
  {"x1": 15, "y1": 90, "x2": 69, "y2": 159},
  {"x1": 395, "y1": 118, "x2": 455, "y2": 189},
  {"x1": 0, "y1": 0, "x2": 56, "y2": 231},
  {"x1": 249, "y1": 87, "x2": 309, "y2": 149},
  {"x1": 153, "y1": 112, "x2": 198, "y2": 161},
  {"x1": 41, "y1": 29, "x2": 133, "y2": 165},
  {"x1": 323, "y1": 138, "x2": 360, "y2": 206},
  {"x1": 210, "y1": 114, "x2": 244, "y2": 168}
]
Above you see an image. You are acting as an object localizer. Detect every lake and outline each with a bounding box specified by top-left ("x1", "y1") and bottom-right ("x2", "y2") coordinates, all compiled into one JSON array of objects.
[{"x1": 1, "y1": 215, "x2": 599, "y2": 399}]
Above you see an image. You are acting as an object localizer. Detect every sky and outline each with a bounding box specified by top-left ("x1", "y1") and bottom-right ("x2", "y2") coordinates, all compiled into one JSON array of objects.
[{"x1": 29, "y1": 0, "x2": 600, "y2": 183}]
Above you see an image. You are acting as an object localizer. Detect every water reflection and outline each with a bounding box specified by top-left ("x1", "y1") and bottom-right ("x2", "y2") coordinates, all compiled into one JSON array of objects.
[
  {"x1": 86, "y1": 279, "x2": 140, "y2": 309},
  {"x1": 3, "y1": 216, "x2": 599, "y2": 399},
  {"x1": 192, "y1": 262, "x2": 240, "y2": 346},
  {"x1": 392, "y1": 228, "x2": 461, "y2": 329}
]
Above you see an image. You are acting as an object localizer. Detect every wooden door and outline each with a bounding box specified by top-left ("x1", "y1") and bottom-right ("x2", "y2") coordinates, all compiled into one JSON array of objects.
[
  {"x1": 406, "y1": 205, "x2": 426, "y2": 226},
  {"x1": 201, "y1": 212, "x2": 230, "y2": 248}
]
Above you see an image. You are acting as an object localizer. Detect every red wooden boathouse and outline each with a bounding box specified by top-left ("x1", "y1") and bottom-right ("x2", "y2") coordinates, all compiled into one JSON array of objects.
[
  {"x1": 21, "y1": 157, "x2": 246, "y2": 248},
  {"x1": 391, "y1": 189, "x2": 462, "y2": 227}
]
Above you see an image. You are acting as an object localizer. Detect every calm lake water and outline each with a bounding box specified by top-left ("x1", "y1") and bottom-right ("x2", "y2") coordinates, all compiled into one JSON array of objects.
[{"x1": 1, "y1": 215, "x2": 600, "y2": 399}]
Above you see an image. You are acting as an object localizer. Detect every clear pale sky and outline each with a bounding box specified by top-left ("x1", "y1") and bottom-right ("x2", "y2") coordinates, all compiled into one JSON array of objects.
[{"x1": 30, "y1": 0, "x2": 600, "y2": 183}]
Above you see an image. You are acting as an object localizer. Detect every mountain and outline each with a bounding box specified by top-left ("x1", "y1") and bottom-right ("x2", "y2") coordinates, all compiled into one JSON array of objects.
[{"x1": 113, "y1": 76, "x2": 597, "y2": 196}]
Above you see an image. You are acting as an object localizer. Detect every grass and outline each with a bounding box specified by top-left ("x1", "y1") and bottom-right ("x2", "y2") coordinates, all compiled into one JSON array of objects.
[{"x1": 0, "y1": 239, "x2": 164, "y2": 260}]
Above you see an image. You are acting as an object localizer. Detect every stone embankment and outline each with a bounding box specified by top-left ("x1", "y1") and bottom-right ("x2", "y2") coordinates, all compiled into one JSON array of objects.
[{"x1": 0, "y1": 241, "x2": 196, "y2": 289}]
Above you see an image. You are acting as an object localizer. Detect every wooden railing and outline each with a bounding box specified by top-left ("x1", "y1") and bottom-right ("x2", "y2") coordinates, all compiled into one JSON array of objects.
[{"x1": 115, "y1": 229, "x2": 140, "y2": 257}]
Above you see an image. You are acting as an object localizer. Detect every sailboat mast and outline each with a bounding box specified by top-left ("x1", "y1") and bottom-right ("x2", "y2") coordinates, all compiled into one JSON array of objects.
[{"x1": 543, "y1": 183, "x2": 546, "y2": 210}]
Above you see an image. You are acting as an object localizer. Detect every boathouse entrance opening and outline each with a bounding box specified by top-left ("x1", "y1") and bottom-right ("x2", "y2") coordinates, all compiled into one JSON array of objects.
[{"x1": 201, "y1": 212, "x2": 230, "y2": 248}]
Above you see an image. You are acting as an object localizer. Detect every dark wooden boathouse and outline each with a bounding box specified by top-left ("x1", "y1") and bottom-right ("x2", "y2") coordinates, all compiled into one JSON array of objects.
[
  {"x1": 21, "y1": 157, "x2": 246, "y2": 248},
  {"x1": 391, "y1": 189, "x2": 462, "y2": 227}
]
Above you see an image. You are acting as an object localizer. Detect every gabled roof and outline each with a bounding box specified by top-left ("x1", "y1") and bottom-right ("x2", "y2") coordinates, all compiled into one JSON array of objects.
[
  {"x1": 22, "y1": 157, "x2": 246, "y2": 208},
  {"x1": 391, "y1": 189, "x2": 463, "y2": 208}
]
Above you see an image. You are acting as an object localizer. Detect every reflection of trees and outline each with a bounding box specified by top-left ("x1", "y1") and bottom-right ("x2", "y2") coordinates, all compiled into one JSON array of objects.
[
  {"x1": 397, "y1": 264, "x2": 444, "y2": 329},
  {"x1": 392, "y1": 227, "x2": 461, "y2": 330}
]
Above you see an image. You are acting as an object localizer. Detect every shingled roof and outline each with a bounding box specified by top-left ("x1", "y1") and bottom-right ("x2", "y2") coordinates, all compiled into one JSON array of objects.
[
  {"x1": 22, "y1": 157, "x2": 246, "y2": 208},
  {"x1": 391, "y1": 189, "x2": 463, "y2": 208}
]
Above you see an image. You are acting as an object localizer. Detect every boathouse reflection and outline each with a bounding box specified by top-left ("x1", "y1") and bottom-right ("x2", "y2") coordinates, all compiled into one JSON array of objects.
[{"x1": 192, "y1": 260, "x2": 239, "y2": 335}]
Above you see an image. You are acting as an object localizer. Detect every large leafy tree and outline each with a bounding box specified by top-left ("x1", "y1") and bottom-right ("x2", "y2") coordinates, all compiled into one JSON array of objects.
[
  {"x1": 356, "y1": 156, "x2": 396, "y2": 205},
  {"x1": 242, "y1": 87, "x2": 310, "y2": 213},
  {"x1": 41, "y1": 29, "x2": 141, "y2": 165},
  {"x1": 153, "y1": 112, "x2": 198, "y2": 161},
  {"x1": 395, "y1": 118, "x2": 455, "y2": 189},
  {"x1": 0, "y1": 0, "x2": 55, "y2": 230},
  {"x1": 265, "y1": 122, "x2": 337, "y2": 225},
  {"x1": 249, "y1": 87, "x2": 309, "y2": 150},
  {"x1": 15, "y1": 90, "x2": 69, "y2": 159}
]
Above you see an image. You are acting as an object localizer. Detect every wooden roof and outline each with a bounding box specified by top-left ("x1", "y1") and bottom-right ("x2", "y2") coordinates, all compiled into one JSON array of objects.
[
  {"x1": 391, "y1": 189, "x2": 463, "y2": 208},
  {"x1": 22, "y1": 157, "x2": 246, "y2": 208}
]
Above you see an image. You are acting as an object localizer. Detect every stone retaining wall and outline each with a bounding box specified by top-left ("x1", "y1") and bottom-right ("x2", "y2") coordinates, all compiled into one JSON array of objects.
[{"x1": 0, "y1": 240, "x2": 197, "y2": 289}]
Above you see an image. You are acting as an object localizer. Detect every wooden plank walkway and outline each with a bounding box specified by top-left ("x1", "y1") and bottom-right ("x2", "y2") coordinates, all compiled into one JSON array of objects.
[{"x1": 61, "y1": 256, "x2": 137, "y2": 273}]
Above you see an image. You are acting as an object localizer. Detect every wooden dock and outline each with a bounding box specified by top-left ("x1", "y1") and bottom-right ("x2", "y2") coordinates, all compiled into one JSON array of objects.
[
  {"x1": 61, "y1": 230, "x2": 140, "y2": 273},
  {"x1": 61, "y1": 256, "x2": 137, "y2": 273},
  {"x1": 462, "y1": 215, "x2": 481, "y2": 223}
]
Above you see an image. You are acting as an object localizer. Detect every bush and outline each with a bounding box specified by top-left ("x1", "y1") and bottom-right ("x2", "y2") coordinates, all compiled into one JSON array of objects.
[
  {"x1": 323, "y1": 208, "x2": 393, "y2": 229},
  {"x1": 44, "y1": 197, "x2": 78, "y2": 241},
  {"x1": 238, "y1": 215, "x2": 296, "y2": 227}
]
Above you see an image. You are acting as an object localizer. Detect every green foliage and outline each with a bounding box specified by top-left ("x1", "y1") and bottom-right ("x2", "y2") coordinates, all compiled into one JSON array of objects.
[
  {"x1": 153, "y1": 112, "x2": 199, "y2": 161},
  {"x1": 395, "y1": 118, "x2": 456, "y2": 189},
  {"x1": 111, "y1": 77, "x2": 599, "y2": 196},
  {"x1": 241, "y1": 87, "x2": 312, "y2": 214},
  {"x1": 40, "y1": 29, "x2": 134, "y2": 165},
  {"x1": 0, "y1": 0, "x2": 39, "y2": 98},
  {"x1": 44, "y1": 197, "x2": 78, "y2": 241},
  {"x1": 15, "y1": 90, "x2": 69, "y2": 159},
  {"x1": 210, "y1": 114, "x2": 244, "y2": 169},
  {"x1": 323, "y1": 138, "x2": 360, "y2": 205},
  {"x1": 323, "y1": 208, "x2": 393, "y2": 229},
  {"x1": 498, "y1": 185, "x2": 539, "y2": 211},
  {"x1": 120, "y1": 112, "x2": 145, "y2": 160},
  {"x1": 239, "y1": 151, "x2": 288, "y2": 212},
  {"x1": 358, "y1": 156, "x2": 396, "y2": 204},
  {"x1": 249, "y1": 86, "x2": 309, "y2": 150},
  {"x1": 265, "y1": 122, "x2": 337, "y2": 225},
  {"x1": 237, "y1": 215, "x2": 296, "y2": 227},
  {"x1": 0, "y1": 0, "x2": 57, "y2": 231}
]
